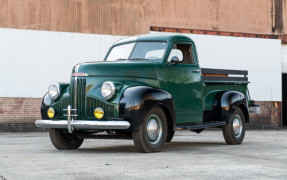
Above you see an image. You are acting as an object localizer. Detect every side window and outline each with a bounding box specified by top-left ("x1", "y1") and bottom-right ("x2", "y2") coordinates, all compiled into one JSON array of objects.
[{"x1": 168, "y1": 44, "x2": 194, "y2": 64}]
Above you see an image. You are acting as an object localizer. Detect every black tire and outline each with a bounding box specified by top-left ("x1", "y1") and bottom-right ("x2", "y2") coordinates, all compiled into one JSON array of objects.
[
  {"x1": 222, "y1": 108, "x2": 246, "y2": 145},
  {"x1": 166, "y1": 130, "x2": 175, "y2": 142},
  {"x1": 132, "y1": 107, "x2": 167, "y2": 153},
  {"x1": 49, "y1": 128, "x2": 84, "y2": 150}
]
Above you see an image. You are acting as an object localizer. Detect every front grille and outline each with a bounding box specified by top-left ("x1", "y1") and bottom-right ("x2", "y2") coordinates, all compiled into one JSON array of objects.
[
  {"x1": 69, "y1": 77, "x2": 118, "y2": 120},
  {"x1": 71, "y1": 77, "x2": 86, "y2": 119},
  {"x1": 86, "y1": 96, "x2": 118, "y2": 119},
  {"x1": 76, "y1": 78, "x2": 86, "y2": 119},
  {"x1": 52, "y1": 96, "x2": 70, "y2": 119}
]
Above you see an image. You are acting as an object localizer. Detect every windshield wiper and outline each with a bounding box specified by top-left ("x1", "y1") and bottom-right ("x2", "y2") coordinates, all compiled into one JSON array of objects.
[{"x1": 114, "y1": 58, "x2": 127, "y2": 61}]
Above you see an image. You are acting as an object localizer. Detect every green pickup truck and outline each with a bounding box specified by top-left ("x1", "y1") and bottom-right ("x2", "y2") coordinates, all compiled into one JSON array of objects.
[{"x1": 36, "y1": 34, "x2": 259, "y2": 152}]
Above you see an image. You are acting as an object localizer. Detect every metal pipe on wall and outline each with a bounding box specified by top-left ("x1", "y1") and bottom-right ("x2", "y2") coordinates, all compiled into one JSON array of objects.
[{"x1": 272, "y1": 0, "x2": 276, "y2": 32}]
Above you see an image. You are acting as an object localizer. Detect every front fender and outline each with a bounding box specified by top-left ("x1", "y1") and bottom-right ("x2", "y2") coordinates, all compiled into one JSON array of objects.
[
  {"x1": 41, "y1": 93, "x2": 51, "y2": 119},
  {"x1": 40, "y1": 83, "x2": 70, "y2": 119},
  {"x1": 119, "y1": 86, "x2": 175, "y2": 132}
]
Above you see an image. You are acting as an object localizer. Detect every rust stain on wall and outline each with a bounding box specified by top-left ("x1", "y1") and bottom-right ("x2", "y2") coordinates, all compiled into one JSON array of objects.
[
  {"x1": 0, "y1": 0, "x2": 285, "y2": 36},
  {"x1": 274, "y1": 0, "x2": 284, "y2": 34},
  {"x1": 283, "y1": 0, "x2": 287, "y2": 34}
]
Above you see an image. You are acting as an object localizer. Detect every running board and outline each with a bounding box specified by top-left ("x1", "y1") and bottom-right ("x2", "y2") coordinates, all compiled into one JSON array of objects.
[
  {"x1": 176, "y1": 121, "x2": 226, "y2": 130},
  {"x1": 77, "y1": 134, "x2": 132, "y2": 140}
]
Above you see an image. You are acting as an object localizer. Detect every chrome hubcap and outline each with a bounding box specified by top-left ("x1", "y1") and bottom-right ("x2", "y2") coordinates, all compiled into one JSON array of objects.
[
  {"x1": 146, "y1": 115, "x2": 162, "y2": 144},
  {"x1": 233, "y1": 115, "x2": 242, "y2": 138}
]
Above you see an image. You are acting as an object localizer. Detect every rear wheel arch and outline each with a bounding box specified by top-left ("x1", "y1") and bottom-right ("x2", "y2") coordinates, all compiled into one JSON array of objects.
[
  {"x1": 213, "y1": 91, "x2": 248, "y2": 122},
  {"x1": 220, "y1": 91, "x2": 247, "y2": 111}
]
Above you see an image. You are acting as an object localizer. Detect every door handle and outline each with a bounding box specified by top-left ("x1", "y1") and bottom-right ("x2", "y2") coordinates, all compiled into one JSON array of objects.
[{"x1": 193, "y1": 70, "x2": 201, "y2": 73}]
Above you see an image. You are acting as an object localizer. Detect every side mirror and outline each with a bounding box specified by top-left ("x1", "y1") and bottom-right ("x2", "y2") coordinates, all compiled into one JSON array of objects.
[{"x1": 170, "y1": 56, "x2": 180, "y2": 65}]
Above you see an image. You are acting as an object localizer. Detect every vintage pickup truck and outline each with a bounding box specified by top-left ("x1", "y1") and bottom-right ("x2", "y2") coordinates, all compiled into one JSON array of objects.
[{"x1": 35, "y1": 34, "x2": 259, "y2": 152}]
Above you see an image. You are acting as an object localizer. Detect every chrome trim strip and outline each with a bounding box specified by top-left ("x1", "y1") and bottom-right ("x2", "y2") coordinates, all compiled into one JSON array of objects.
[
  {"x1": 35, "y1": 120, "x2": 131, "y2": 130},
  {"x1": 63, "y1": 109, "x2": 77, "y2": 111},
  {"x1": 72, "y1": 73, "x2": 88, "y2": 77},
  {"x1": 74, "y1": 77, "x2": 77, "y2": 110}
]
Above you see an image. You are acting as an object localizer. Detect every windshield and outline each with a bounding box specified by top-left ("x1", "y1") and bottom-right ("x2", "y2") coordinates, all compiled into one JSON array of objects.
[{"x1": 106, "y1": 42, "x2": 167, "y2": 61}]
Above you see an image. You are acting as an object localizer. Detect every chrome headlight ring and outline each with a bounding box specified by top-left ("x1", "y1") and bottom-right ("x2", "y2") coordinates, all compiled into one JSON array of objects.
[
  {"x1": 101, "y1": 81, "x2": 115, "y2": 100},
  {"x1": 48, "y1": 83, "x2": 61, "y2": 100}
]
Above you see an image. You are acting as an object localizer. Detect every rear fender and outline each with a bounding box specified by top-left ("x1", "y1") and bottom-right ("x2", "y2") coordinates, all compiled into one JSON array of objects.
[{"x1": 219, "y1": 91, "x2": 249, "y2": 122}]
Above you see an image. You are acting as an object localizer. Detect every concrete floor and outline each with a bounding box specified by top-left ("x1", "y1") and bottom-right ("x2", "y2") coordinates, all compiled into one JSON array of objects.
[{"x1": 0, "y1": 130, "x2": 287, "y2": 180}]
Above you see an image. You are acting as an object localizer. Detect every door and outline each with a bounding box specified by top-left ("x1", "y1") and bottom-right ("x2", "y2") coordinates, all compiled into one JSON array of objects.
[{"x1": 165, "y1": 43, "x2": 203, "y2": 124}]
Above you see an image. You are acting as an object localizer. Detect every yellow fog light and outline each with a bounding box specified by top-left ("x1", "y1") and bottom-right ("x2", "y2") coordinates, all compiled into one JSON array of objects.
[
  {"x1": 47, "y1": 107, "x2": 55, "y2": 119},
  {"x1": 94, "y1": 107, "x2": 104, "y2": 119}
]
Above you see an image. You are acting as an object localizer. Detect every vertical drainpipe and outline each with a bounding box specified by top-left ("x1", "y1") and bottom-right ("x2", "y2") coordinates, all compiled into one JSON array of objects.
[{"x1": 272, "y1": 0, "x2": 276, "y2": 32}]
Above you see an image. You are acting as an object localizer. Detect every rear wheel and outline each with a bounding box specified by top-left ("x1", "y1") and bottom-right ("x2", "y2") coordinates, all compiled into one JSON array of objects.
[
  {"x1": 49, "y1": 129, "x2": 84, "y2": 150},
  {"x1": 222, "y1": 108, "x2": 246, "y2": 145},
  {"x1": 132, "y1": 107, "x2": 167, "y2": 153}
]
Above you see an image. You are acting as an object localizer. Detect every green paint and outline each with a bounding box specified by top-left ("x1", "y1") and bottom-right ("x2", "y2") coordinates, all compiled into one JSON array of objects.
[{"x1": 49, "y1": 34, "x2": 249, "y2": 124}]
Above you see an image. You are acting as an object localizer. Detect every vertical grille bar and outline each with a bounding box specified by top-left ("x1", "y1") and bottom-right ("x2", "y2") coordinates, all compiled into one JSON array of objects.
[
  {"x1": 76, "y1": 78, "x2": 86, "y2": 119},
  {"x1": 70, "y1": 77, "x2": 86, "y2": 119}
]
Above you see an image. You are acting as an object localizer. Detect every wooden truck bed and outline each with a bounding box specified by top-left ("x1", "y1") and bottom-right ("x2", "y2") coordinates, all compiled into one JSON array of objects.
[{"x1": 201, "y1": 68, "x2": 248, "y2": 84}]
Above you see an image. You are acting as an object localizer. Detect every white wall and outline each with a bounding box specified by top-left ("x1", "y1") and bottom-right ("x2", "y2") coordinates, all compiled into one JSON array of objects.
[
  {"x1": 0, "y1": 28, "x2": 125, "y2": 98},
  {"x1": 0, "y1": 28, "x2": 282, "y2": 101},
  {"x1": 152, "y1": 31, "x2": 282, "y2": 102},
  {"x1": 282, "y1": 44, "x2": 287, "y2": 73}
]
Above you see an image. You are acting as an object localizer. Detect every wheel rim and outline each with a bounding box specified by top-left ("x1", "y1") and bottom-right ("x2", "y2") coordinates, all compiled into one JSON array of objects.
[
  {"x1": 146, "y1": 114, "x2": 162, "y2": 144},
  {"x1": 232, "y1": 114, "x2": 243, "y2": 138}
]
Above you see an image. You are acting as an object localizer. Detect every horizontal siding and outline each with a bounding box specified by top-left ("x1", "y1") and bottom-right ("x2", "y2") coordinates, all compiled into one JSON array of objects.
[{"x1": 0, "y1": 28, "x2": 125, "y2": 98}]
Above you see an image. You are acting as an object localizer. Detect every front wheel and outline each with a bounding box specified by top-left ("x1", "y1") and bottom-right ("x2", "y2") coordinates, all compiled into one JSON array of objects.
[
  {"x1": 132, "y1": 107, "x2": 167, "y2": 153},
  {"x1": 49, "y1": 129, "x2": 84, "y2": 150},
  {"x1": 222, "y1": 108, "x2": 246, "y2": 145}
]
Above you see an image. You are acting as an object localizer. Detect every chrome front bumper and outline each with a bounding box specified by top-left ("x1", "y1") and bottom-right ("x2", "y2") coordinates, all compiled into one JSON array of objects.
[{"x1": 35, "y1": 119, "x2": 131, "y2": 131}]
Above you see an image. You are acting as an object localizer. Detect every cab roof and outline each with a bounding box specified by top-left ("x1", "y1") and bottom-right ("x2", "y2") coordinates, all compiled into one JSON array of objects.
[{"x1": 113, "y1": 33, "x2": 194, "y2": 46}]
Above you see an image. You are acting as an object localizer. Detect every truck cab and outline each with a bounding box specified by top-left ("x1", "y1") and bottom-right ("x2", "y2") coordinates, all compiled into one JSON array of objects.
[{"x1": 36, "y1": 34, "x2": 259, "y2": 152}]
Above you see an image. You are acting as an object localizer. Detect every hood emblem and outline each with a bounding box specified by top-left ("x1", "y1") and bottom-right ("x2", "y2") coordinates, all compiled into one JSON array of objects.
[{"x1": 72, "y1": 73, "x2": 88, "y2": 77}]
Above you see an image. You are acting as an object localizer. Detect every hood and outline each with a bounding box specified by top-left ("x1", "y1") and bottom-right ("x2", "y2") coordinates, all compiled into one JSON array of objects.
[{"x1": 73, "y1": 61, "x2": 158, "y2": 79}]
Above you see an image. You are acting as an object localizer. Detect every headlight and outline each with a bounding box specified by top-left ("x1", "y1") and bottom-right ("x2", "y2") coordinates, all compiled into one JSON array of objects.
[
  {"x1": 101, "y1": 81, "x2": 115, "y2": 100},
  {"x1": 48, "y1": 83, "x2": 60, "y2": 100}
]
